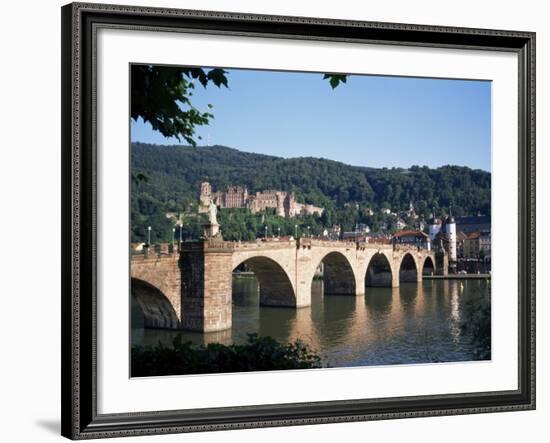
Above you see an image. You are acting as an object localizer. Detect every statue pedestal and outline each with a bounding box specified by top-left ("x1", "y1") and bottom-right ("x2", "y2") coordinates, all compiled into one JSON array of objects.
[{"x1": 204, "y1": 222, "x2": 220, "y2": 238}]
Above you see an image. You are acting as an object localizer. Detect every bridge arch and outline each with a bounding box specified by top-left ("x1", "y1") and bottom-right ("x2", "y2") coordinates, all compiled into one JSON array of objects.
[
  {"x1": 422, "y1": 256, "x2": 435, "y2": 276},
  {"x1": 233, "y1": 256, "x2": 296, "y2": 307},
  {"x1": 314, "y1": 251, "x2": 357, "y2": 296},
  {"x1": 399, "y1": 253, "x2": 419, "y2": 283},
  {"x1": 366, "y1": 252, "x2": 394, "y2": 287},
  {"x1": 131, "y1": 278, "x2": 180, "y2": 329}
]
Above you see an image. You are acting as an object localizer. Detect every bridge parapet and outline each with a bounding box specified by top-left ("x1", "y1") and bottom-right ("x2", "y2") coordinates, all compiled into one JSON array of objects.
[
  {"x1": 299, "y1": 238, "x2": 356, "y2": 249},
  {"x1": 392, "y1": 244, "x2": 429, "y2": 252},
  {"x1": 231, "y1": 239, "x2": 297, "y2": 251},
  {"x1": 181, "y1": 239, "x2": 233, "y2": 253},
  {"x1": 132, "y1": 243, "x2": 177, "y2": 259}
]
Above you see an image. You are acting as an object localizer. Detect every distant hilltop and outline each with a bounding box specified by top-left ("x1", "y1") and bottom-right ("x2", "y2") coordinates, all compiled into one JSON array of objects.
[
  {"x1": 131, "y1": 142, "x2": 491, "y2": 223},
  {"x1": 198, "y1": 181, "x2": 323, "y2": 218}
]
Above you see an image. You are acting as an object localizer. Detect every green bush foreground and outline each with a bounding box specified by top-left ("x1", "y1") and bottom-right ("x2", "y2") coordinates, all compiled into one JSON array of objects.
[{"x1": 131, "y1": 333, "x2": 322, "y2": 377}]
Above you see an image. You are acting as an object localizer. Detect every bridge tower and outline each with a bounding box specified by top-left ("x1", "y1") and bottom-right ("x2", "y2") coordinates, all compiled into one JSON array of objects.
[{"x1": 445, "y1": 213, "x2": 457, "y2": 263}]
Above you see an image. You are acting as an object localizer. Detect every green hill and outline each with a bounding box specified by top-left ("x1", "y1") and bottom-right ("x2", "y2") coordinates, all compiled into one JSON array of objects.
[{"x1": 131, "y1": 142, "x2": 491, "y2": 243}]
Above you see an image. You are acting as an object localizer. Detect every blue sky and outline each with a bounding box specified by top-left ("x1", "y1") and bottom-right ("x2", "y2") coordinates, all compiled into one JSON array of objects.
[{"x1": 131, "y1": 68, "x2": 491, "y2": 172}]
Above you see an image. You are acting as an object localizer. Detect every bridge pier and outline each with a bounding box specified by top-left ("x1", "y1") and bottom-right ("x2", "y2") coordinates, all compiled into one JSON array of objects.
[
  {"x1": 181, "y1": 241, "x2": 233, "y2": 332},
  {"x1": 435, "y1": 252, "x2": 449, "y2": 276}
]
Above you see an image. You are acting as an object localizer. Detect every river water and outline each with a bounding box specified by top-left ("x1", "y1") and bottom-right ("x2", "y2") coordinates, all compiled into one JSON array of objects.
[{"x1": 132, "y1": 277, "x2": 490, "y2": 367}]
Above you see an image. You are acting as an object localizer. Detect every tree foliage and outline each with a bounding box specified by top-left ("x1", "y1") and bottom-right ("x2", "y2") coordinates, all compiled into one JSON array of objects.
[
  {"x1": 131, "y1": 143, "x2": 491, "y2": 243},
  {"x1": 460, "y1": 283, "x2": 491, "y2": 360},
  {"x1": 131, "y1": 65, "x2": 229, "y2": 145},
  {"x1": 323, "y1": 73, "x2": 347, "y2": 89},
  {"x1": 131, "y1": 333, "x2": 322, "y2": 377}
]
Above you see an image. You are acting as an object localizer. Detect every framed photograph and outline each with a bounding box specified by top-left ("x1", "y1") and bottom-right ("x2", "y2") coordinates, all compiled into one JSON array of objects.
[{"x1": 61, "y1": 2, "x2": 536, "y2": 439}]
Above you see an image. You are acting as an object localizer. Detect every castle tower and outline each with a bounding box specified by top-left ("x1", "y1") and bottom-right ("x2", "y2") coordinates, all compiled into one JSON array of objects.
[
  {"x1": 445, "y1": 213, "x2": 457, "y2": 262},
  {"x1": 199, "y1": 181, "x2": 212, "y2": 213},
  {"x1": 276, "y1": 192, "x2": 286, "y2": 218},
  {"x1": 200, "y1": 181, "x2": 211, "y2": 198}
]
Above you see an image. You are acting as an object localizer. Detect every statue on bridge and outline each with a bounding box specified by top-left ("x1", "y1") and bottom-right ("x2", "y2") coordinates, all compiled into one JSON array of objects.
[
  {"x1": 208, "y1": 200, "x2": 218, "y2": 225},
  {"x1": 204, "y1": 199, "x2": 221, "y2": 239}
]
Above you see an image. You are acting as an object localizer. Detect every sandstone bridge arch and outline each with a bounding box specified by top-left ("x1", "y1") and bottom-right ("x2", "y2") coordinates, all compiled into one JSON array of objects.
[
  {"x1": 422, "y1": 255, "x2": 436, "y2": 276},
  {"x1": 131, "y1": 278, "x2": 180, "y2": 329},
  {"x1": 232, "y1": 255, "x2": 296, "y2": 307},
  {"x1": 131, "y1": 239, "x2": 443, "y2": 333},
  {"x1": 316, "y1": 251, "x2": 357, "y2": 296},
  {"x1": 130, "y1": 253, "x2": 182, "y2": 328}
]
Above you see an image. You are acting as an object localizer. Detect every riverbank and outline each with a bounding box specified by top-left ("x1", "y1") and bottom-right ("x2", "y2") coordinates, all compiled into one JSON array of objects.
[{"x1": 424, "y1": 274, "x2": 491, "y2": 280}]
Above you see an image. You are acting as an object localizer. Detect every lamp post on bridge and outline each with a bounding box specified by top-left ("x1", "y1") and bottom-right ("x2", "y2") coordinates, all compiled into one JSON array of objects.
[
  {"x1": 295, "y1": 224, "x2": 298, "y2": 240},
  {"x1": 179, "y1": 222, "x2": 183, "y2": 244},
  {"x1": 307, "y1": 226, "x2": 311, "y2": 238},
  {"x1": 277, "y1": 227, "x2": 281, "y2": 239},
  {"x1": 171, "y1": 227, "x2": 175, "y2": 244},
  {"x1": 147, "y1": 226, "x2": 151, "y2": 246},
  {"x1": 264, "y1": 225, "x2": 268, "y2": 240}
]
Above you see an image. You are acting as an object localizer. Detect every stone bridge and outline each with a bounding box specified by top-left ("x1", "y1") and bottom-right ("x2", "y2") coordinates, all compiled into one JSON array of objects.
[{"x1": 131, "y1": 239, "x2": 445, "y2": 333}]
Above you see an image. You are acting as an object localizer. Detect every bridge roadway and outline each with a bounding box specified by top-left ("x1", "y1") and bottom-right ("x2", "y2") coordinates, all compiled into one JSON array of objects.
[{"x1": 131, "y1": 238, "x2": 444, "y2": 333}]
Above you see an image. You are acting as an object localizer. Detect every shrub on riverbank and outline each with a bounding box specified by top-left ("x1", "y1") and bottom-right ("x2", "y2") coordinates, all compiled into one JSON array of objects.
[
  {"x1": 131, "y1": 333, "x2": 322, "y2": 377},
  {"x1": 460, "y1": 283, "x2": 491, "y2": 360}
]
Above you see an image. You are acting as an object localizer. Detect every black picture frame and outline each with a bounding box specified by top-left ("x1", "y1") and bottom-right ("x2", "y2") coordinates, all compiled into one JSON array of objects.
[{"x1": 61, "y1": 2, "x2": 536, "y2": 439}]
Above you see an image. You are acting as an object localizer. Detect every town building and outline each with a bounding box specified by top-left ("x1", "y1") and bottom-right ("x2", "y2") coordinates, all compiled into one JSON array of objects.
[
  {"x1": 456, "y1": 230, "x2": 468, "y2": 259},
  {"x1": 456, "y1": 215, "x2": 491, "y2": 264},
  {"x1": 479, "y1": 231, "x2": 491, "y2": 262},
  {"x1": 342, "y1": 232, "x2": 367, "y2": 242},
  {"x1": 463, "y1": 232, "x2": 480, "y2": 259},
  {"x1": 342, "y1": 223, "x2": 371, "y2": 242},
  {"x1": 462, "y1": 231, "x2": 491, "y2": 262},
  {"x1": 455, "y1": 215, "x2": 491, "y2": 234},
  {"x1": 392, "y1": 230, "x2": 431, "y2": 250}
]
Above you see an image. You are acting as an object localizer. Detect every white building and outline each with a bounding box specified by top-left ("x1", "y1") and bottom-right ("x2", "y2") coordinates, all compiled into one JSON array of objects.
[
  {"x1": 444, "y1": 215, "x2": 457, "y2": 262},
  {"x1": 428, "y1": 216, "x2": 442, "y2": 241}
]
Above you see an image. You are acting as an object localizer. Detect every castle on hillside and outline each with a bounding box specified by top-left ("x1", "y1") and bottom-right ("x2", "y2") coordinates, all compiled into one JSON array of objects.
[{"x1": 199, "y1": 181, "x2": 324, "y2": 218}]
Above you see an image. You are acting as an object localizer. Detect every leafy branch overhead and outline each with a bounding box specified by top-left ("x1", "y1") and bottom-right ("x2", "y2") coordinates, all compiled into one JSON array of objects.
[
  {"x1": 131, "y1": 66, "x2": 229, "y2": 146},
  {"x1": 323, "y1": 73, "x2": 348, "y2": 89},
  {"x1": 132, "y1": 66, "x2": 348, "y2": 145}
]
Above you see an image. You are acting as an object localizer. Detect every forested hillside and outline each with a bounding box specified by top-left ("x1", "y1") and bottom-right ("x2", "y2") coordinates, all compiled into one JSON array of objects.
[{"x1": 131, "y1": 143, "x2": 491, "y2": 243}]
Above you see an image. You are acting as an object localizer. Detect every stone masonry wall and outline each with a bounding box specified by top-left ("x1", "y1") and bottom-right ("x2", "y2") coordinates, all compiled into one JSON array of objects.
[{"x1": 131, "y1": 252, "x2": 182, "y2": 326}]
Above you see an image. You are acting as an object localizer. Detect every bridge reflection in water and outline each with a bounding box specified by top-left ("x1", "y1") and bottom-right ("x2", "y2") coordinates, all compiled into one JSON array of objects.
[{"x1": 132, "y1": 276, "x2": 490, "y2": 367}]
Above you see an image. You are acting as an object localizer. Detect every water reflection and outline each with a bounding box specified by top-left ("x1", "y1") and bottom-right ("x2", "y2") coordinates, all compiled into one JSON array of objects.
[{"x1": 132, "y1": 276, "x2": 491, "y2": 367}]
